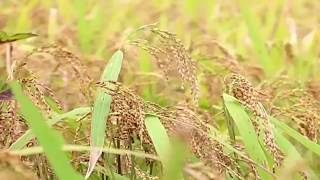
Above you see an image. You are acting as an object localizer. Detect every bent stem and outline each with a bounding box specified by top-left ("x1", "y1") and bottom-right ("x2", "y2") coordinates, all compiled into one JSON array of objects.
[{"x1": 9, "y1": 144, "x2": 160, "y2": 161}]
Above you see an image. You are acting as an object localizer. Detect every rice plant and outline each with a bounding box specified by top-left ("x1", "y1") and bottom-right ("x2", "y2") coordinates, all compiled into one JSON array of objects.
[{"x1": 1, "y1": 0, "x2": 320, "y2": 180}]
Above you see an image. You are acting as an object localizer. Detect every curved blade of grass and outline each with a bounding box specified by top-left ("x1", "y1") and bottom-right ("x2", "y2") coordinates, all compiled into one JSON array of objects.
[
  {"x1": 273, "y1": 126, "x2": 313, "y2": 178},
  {"x1": 237, "y1": 0, "x2": 274, "y2": 76},
  {"x1": 9, "y1": 107, "x2": 91, "y2": 150},
  {"x1": 223, "y1": 93, "x2": 272, "y2": 180},
  {"x1": 145, "y1": 115, "x2": 170, "y2": 161},
  {"x1": 145, "y1": 115, "x2": 184, "y2": 180},
  {"x1": 86, "y1": 50, "x2": 123, "y2": 178},
  {"x1": 271, "y1": 117, "x2": 320, "y2": 156},
  {"x1": 274, "y1": 129, "x2": 303, "y2": 163},
  {"x1": 223, "y1": 94, "x2": 315, "y2": 177},
  {"x1": 162, "y1": 138, "x2": 186, "y2": 180},
  {"x1": 10, "y1": 81, "x2": 82, "y2": 180}
]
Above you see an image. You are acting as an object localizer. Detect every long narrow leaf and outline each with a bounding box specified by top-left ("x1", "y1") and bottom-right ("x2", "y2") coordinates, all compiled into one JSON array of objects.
[
  {"x1": 145, "y1": 115, "x2": 184, "y2": 180},
  {"x1": 10, "y1": 107, "x2": 91, "y2": 150},
  {"x1": 86, "y1": 50, "x2": 123, "y2": 178},
  {"x1": 237, "y1": 0, "x2": 274, "y2": 76},
  {"x1": 0, "y1": 31, "x2": 37, "y2": 44},
  {"x1": 223, "y1": 94, "x2": 272, "y2": 179},
  {"x1": 273, "y1": 126, "x2": 312, "y2": 178},
  {"x1": 271, "y1": 117, "x2": 320, "y2": 156},
  {"x1": 10, "y1": 81, "x2": 82, "y2": 180},
  {"x1": 145, "y1": 115, "x2": 170, "y2": 161}
]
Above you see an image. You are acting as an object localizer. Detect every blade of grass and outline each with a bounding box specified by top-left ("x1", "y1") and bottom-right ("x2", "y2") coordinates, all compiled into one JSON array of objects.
[
  {"x1": 15, "y1": 0, "x2": 39, "y2": 32},
  {"x1": 162, "y1": 139, "x2": 186, "y2": 180},
  {"x1": 237, "y1": 0, "x2": 275, "y2": 76},
  {"x1": 271, "y1": 117, "x2": 320, "y2": 156},
  {"x1": 223, "y1": 94, "x2": 315, "y2": 177},
  {"x1": 9, "y1": 107, "x2": 91, "y2": 150},
  {"x1": 273, "y1": 125, "x2": 313, "y2": 178},
  {"x1": 223, "y1": 93, "x2": 272, "y2": 180},
  {"x1": 223, "y1": 100, "x2": 236, "y2": 144},
  {"x1": 10, "y1": 81, "x2": 83, "y2": 180},
  {"x1": 145, "y1": 115, "x2": 170, "y2": 162},
  {"x1": 86, "y1": 50, "x2": 123, "y2": 178},
  {"x1": 145, "y1": 115, "x2": 184, "y2": 180},
  {"x1": 0, "y1": 31, "x2": 37, "y2": 44},
  {"x1": 208, "y1": 132, "x2": 274, "y2": 176}
]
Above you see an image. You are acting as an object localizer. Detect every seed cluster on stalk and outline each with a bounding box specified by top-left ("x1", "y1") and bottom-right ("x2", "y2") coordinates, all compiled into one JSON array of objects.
[
  {"x1": 225, "y1": 73, "x2": 284, "y2": 171},
  {"x1": 131, "y1": 27, "x2": 199, "y2": 105}
]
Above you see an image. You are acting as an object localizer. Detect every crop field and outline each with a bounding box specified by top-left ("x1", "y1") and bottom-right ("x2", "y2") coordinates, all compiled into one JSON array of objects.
[{"x1": 0, "y1": 0, "x2": 320, "y2": 179}]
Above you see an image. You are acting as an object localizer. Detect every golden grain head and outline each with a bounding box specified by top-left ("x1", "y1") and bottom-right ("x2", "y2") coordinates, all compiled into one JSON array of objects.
[
  {"x1": 96, "y1": 81, "x2": 245, "y2": 176},
  {"x1": 131, "y1": 27, "x2": 199, "y2": 105},
  {"x1": 225, "y1": 73, "x2": 284, "y2": 170}
]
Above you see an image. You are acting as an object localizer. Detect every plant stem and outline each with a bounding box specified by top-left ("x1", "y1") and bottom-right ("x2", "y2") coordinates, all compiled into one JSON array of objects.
[{"x1": 6, "y1": 43, "x2": 13, "y2": 80}]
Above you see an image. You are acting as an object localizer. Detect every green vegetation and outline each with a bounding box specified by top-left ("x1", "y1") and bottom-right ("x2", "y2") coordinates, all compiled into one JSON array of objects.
[{"x1": 0, "y1": 0, "x2": 320, "y2": 179}]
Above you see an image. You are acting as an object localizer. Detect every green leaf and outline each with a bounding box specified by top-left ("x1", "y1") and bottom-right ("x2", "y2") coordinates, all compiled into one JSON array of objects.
[
  {"x1": 8, "y1": 33, "x2": 37, "y2": 41},
  {"x1": 86, "y1": 50, "x2": 123, "y2": 178},
  {"x1": 145, "y1": 115, "x2": 171, "y2": 162},
  {"x1": 0, "y1": 31, "x2": 8, "y2": 40},
  {"x1": 271, "y1": 117, "x2": 320, "y2": 156},
  {"x1": 162, "y1": 139, "x2": 186, "y2": 180},
  {"x1": 10, "y1": 107, "x2": 91, "y2": 150},
  {"x1": 237, "y1": 0, "x2": 274, "y2": 76},
  {"x1": 145, "y1": 115, "x2": 184, "y2": 180},
  {"x1": 273, "y1": 124, "x2": 311, "y2": 178},
  {"x1": 223, "y1": 94, "x2": 314, "y2": 177},
  {"x1": 274, "y1": 129, "x2": 302, "y2": 162},
  {"x1": 10, "y1": 81, "x2": 82, "y2": 180},
  {"x1": 223, "y1": 93, "x2": 272, "y2": 180},
  {"x1": 0, "y1": 31, "x2": 37, "y2": 44}
]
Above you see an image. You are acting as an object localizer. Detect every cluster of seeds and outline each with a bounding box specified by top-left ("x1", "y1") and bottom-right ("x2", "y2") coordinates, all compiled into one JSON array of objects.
[
  {"x1": 193, "y1": 39, "x2": 242, "y2": 74},
  {"x1": 13, "y1": 62, "x2": 62, "y2": 114},
  {"x1": 225, "y1": 73, "x2": 284, "y2": 171},
  {"x1": 233, "y1": 144, "x2": 260, "y2": 180},
  {"x1": 25, "y1": 44, "x2": 93, "y2": 107},
  {"x1": 0, "y1": 152, "x2": 37, "y2": 180},
  {"x1": 2, "y1": 29, "x2": 315, "y2": 179},
  {"x1": 296, "y1": 112, "x2": 318, "y2": 142},
  {"x1": 287, "y1": 92, "x2": 319, "y2": 142},
  {"x1": 97, "y1": 81, "x2": 158, "y2": 177},
  {"x1": 0, "y1": 100, "x2": 27, "y2": 148},
  {"x1": 0, "y1": 53, "x2": 62, "y2": 178},
  {"x1": 160, "y1": 103, "x2": 236, "y2": 175},
  {"x1": 262, "y1": 80, "x2": 319, "y2": 142},
  {"x1": 97, "y1": 81, "x2": 244, "y2": 178},
  {"x1": 97, "y1": 81, "x2": 151, "y2": 148},
  {"x1": 131, "y1": 26, "x2": 199, "y2": 105}
]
